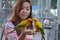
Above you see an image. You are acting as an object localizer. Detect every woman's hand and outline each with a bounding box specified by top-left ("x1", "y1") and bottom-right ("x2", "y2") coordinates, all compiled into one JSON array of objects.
[{"x1": 23, "y1": 29, "x2": 35, "y2": 35}]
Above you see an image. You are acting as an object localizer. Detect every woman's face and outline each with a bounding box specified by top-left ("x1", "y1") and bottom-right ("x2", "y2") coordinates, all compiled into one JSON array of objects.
[{"x1": 19, "y1": 2, "x2": 30, "y2": 20}]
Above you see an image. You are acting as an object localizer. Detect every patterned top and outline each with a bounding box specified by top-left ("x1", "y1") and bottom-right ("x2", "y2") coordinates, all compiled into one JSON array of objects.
[{"x1": 3, "y1": 22, "x2": 18, "y2": 40}]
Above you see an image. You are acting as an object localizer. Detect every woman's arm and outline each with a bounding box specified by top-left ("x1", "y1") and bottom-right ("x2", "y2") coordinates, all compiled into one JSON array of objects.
[{"x1": 4, "y1": 22, "x2": 18, "y2": 40}]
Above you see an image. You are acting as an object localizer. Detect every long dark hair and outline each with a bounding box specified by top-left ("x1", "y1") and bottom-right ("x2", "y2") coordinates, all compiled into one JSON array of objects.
[{"x1": 10, "y1": 0, "x2": 32, "y2": 26}]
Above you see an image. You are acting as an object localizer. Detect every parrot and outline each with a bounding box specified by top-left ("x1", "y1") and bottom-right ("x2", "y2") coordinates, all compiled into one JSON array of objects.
[
  {"x1": 7, "y1": 18, "x2": 32, "y2": 34},
  {"x1": 33, "y1": 18, "x2": 45, "y2": 40}
]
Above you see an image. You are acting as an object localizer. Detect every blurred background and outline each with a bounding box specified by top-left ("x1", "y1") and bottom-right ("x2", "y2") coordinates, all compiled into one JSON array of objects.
[{"x1": 0, "y1": 0, "x2": 60, "y2": 40}]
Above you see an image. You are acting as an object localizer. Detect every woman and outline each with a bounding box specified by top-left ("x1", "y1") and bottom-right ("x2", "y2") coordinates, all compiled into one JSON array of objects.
[{"x1": 3, "y1": 0, "x2": 33, "y2": 40}]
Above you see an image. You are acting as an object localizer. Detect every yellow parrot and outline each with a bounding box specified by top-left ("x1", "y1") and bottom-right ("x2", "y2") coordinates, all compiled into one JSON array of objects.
[
  {"x1": 33, "y1": 18, "x2": 45, "y2": 40},
  {"x1": 8, "y1": 18, "x2": 32, "y2": 34}
]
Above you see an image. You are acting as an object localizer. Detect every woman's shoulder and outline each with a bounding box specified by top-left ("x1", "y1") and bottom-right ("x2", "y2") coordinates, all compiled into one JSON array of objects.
[{"x1": 5, "y1": 21, "x2": 15, "y2": 28}]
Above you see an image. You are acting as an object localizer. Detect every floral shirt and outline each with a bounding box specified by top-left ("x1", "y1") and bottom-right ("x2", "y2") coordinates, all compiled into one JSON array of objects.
[{"x1": 3, "y1": 22, "x2": 18, "y2": 40}]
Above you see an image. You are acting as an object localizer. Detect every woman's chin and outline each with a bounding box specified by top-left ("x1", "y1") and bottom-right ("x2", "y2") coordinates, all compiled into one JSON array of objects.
[{"x1": 21, "y1": 17, "x2": 27, "y2": 20}]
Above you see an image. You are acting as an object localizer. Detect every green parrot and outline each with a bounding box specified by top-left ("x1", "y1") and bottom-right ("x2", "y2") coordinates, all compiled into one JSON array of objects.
[
  {"x1": 8, "y1": 18, "x2": 32, "y2": 34},
  {"x1": 33, "y1": 18, "x2": 45, "y2": 40}
]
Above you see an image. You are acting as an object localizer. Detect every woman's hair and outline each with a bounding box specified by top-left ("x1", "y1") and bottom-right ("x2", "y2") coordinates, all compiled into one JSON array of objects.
[{"x1": 10, "y1": 0, "x2": 32, "y2": 26}]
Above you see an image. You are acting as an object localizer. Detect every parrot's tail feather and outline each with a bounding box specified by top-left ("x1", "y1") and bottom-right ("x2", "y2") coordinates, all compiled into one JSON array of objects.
[
  {"x1": 42, "y1": 35, "x2": 45, "y2": 40},
  {"x1": 7, "y1": 30, "x2": 15, "y2": 34},
  {"x1": 43, "y1": 36, "x2": 45, "y2": 40}
]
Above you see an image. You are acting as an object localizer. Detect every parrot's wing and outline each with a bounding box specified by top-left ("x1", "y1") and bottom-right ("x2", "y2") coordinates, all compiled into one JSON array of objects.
[
  {"x1": 38, "y1": 26, "x2": 45, "y2": 35},
  {"x1": 8, "y1": 21, "x2": 27, "y2": 34},
  {"x1": 15, "y1": 21, "x2": 26, "y2": 29},
  {"x1": 38, "y1": 26, "x2": 45, "y2": 40}
]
